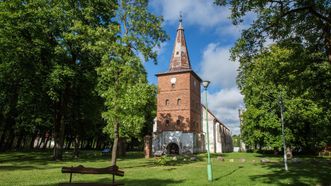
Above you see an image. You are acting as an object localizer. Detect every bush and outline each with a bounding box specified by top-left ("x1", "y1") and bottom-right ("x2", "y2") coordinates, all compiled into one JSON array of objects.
[{"x1": 155, "y1": 155, "x2": 170, "y2": 166}]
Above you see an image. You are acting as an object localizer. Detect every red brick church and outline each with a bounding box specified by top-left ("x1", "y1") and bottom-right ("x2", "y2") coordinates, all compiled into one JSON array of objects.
[{"x1": 152, "y1": 16, "x2": 233, "y2": 155}]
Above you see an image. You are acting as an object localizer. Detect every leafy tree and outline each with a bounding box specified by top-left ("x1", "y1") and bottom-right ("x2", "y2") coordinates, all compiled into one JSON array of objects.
[
  {"x1": 0, "y1": 0, "x2": 54, "y2": 150},
  {"x1": 215, "y1": 0, "x2": 331, "y2": 64},
  {"x1": 96, "y1": 0, "x2": 167, "y2": 166},
  {"x1": 232, "y1": 135, "x2": 241, "y2": 147},
  {"x1": 240, "y1": 44, "x2": 331, "y2": 152},
  {"x1": 0, "y1": 0, "x2": 117, "y2": 159},
  {"x1": 1, "y1": 0, "x2": 166, "y2": 163}
]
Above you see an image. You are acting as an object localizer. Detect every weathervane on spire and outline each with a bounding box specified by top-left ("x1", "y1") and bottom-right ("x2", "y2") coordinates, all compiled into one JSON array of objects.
[
  {"x1": 178, "y1": 11, "x2": 184, "y2": 30},
  {"x1": 179, "y1": 11, "x2": 183, "y2": 22}
]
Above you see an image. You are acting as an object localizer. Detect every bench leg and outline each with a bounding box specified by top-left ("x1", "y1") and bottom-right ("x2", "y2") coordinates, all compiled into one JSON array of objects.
[{"x1": 69, "y1": 173, "x2": 72, "y2": 183}]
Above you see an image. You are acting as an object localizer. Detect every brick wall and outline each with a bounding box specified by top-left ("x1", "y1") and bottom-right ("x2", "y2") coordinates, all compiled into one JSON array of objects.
[{"x1": 156, "y1": 71, "x2": 201, "y2": 133}]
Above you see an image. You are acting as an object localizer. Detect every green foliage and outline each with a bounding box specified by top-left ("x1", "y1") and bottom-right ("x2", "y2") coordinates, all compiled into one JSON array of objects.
[
  {"x1": 154, "y1": 155, "x2": 170, "y2": 166},
  {"x1": 214, "y1": 1, "x2": 331, "y2": 151},
  {"x1": 96, "y1": 0, "x2": 167, "y2": 140},
  {"x1": 97, "y1": 54, "x2": 155, "y2": 138},
  {"x1": 239, "y1": 44, "x2": 331, "y2": 152},
  {"x1": 0, "y1": 0, "x2": 165, "y2": 157},
  {"x1": 232, "y1": 135, "x2": 241, "y2": 147},
  {"x1": 215, "y1": 0, "x2": 331, "y2": 64}
]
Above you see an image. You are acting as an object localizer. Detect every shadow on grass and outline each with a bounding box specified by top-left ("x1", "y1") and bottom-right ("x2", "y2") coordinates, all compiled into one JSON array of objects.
[
  {"x1": 0, "y1": 165, "x2": 43, "y2": 171},
  {"x1": 121, "y1": 161, "x2": 155, "y2": 169},
  {"x1": 38, "y1": 178, "x2": 184, "y2": 186},
  {"x1": 0, "y1": 150, "x2": 144, "y2": 163},
  {"x1": 214, "y1": 166, "x2": 244, "y2": 181},
  {"x1": 0, "y1": 164, "x2": 65, "y2": 171},
  {"x1": 0, "y1": 151, "x2": 53, "y2": 164},
  {"x1": 119, "y1": 178, "x2": 184, "y2": 186},
  {"x1": 249, "y1": 159, "x2": 331, "y2": 185}
]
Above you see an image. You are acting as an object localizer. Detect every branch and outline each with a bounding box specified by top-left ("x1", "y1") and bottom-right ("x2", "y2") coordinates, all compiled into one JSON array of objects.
[
  {"x1": 122, "y1": 13, "x2": 128, "y2": 36},
  {"x1": 280, "y1": 5, "x2": 330, "y2": 24},
  {"x1": 308, "y1": 7, "x2": 331, "y2": 24},
  {"x1": 280, "y1": 6, "x2": 311, "y2": 17}
]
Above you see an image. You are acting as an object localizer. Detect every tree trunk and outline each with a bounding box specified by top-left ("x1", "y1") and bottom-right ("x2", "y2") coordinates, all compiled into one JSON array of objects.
[
  {"x1": 66, "y1": 137, "x2": 73, "y2": 150},
  {"x1": 38, "y1": 135, "x2": 45, "y2": 149},
  {"x1": 53, "y1": 101, "x2": 65, "y2": 160},
  {"x1": 5, "y1": 128, "x2": 15, "y2": 150},
  {"x1": 22, "y1": 136, "x2": 28, "y2": 149},
  {"x1": 92, "y1": 139, "x2": 96, "y2": 149},
  {"x1": 29, "y1": 132, "x2": 38, "y2": 149},
  {"x1": 53, "y1": 84, "x2": 68, "y2": 160},
  {"x1": 48, "y1": 137, "x2": 53, "y2": 149},
  {"x1": 42, "y1": 133, "x2": 50, "y2": 149},
  {"x1": 0, "y1": 124, "x2": 9, "y2": 151},
  {"x1": 111, "y1": 122, "x2": 119, "y2": 166},
  {"x1": 73, "y1": 136, "x2": 79, "y2": 158},
  {"x1": 15, "y1": 132, "x2": 24, "y2": 150},
  {"x1": 80, "y1": 140, "x2": 84, "y2": 149},
  {"x1": 96, "y1": 137, "x2": 101, "y2": 150},
  {"x1": 286, "y1": 147, "x2": 293, "y2": 159}
]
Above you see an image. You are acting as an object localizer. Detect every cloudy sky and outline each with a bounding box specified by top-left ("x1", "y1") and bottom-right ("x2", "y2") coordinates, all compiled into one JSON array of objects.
[{"x1": 145, "y1": 0, "x2": 252, "y2": 134}]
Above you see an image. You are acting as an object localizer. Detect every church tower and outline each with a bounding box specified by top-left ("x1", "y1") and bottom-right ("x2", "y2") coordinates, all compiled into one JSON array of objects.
[{"x1": 153, "y1": 16, "x2": 204, "y2": 155}]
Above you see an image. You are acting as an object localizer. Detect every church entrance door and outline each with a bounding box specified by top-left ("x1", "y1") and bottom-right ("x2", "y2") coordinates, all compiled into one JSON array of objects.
[{"x1": 167, "y1": 143, "x2": 179, "y2": 155}]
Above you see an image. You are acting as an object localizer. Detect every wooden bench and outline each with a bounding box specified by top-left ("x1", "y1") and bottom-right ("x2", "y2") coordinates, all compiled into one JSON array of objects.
[{"x1": 60, "y1": 165, "x2": 124, "y2": 186}]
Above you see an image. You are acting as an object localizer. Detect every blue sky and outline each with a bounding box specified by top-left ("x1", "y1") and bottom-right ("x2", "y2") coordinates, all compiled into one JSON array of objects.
[{"x1": 144, "y1": 0, "x2": 253, "y2": 134}]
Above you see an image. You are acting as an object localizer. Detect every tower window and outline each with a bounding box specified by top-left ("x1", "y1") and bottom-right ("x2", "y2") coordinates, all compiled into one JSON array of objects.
[
  {"x1": 176, "y1": 119, "x2": 181, "y2": 125},
  {"x1": 165, "y1": 119, "x2": 170, "y2": 126},
  {"x1": 177, "y1": 98, "x2": 181, "y2": 106},
  {"x1": 171, "y1": 83, "x2": 175, "y2": 88},
  {"x1": 165, "y1": 99, "x2": 169, "y2": 106},
  {"x1": 176, "y1": 51, "x2": 179, "y2": 55}
]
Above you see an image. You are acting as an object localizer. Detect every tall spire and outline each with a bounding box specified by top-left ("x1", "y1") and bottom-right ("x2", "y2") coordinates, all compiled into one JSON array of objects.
[{"x1": 169, "y1": 13, "x2": 191, "y2": 72}]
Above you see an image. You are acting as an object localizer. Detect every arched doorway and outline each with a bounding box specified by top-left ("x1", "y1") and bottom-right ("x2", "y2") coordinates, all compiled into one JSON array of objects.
[{"x1": 167, "y1": 143, "x2": 179, "y2": 155}]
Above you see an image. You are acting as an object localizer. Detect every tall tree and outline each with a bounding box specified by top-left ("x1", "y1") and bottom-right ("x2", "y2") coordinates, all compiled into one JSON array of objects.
[
  {"x1": 0, "y1": 0, "x2": 117, "y2": 158},
  {"x1": 0, "y1": 0, "x2": 54, "y2": 151},
  {"x1": 215, "y1": 0, "x2": 331, "y2": 64},
  {"x1": 97, "y1": 0, "x2": 167, "y2": 166},
  {"x1": 240, "y1": 44, "x2": 331, "y2": 152},
  {"x1": 0, "y1": 0, "x2": 166, "y2": 161}
]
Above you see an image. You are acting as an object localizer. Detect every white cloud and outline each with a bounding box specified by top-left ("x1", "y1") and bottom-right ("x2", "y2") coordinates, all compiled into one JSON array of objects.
[
  {"x1": 200, "y1": 43, "x2": 239, "y2": 89},
  {"x1": 150, "y1": 0, "x2": 229, "y2": 27},
  {"x1": 204, "y1": 88, "x2": 243, "y2": 135},
  {"x1": 216, "y1": 23, "x2": 248, "y2": 39},
  {"x1": 199, "y1": 43, "x2": 243, "y2": 135},
  {"x1": 150, "y1": 0, "x2": 255, "y2": 39}
]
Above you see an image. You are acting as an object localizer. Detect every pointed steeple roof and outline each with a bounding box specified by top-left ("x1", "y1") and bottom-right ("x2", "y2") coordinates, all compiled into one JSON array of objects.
[{"x1": 169, "y1": 14, "x2": 191, "y2": 72}]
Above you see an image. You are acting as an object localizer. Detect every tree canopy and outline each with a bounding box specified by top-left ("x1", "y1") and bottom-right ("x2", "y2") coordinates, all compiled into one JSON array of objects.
[
  {"x1": 239, "y1": 43, "x2": 331, "y2": 152},
  {"x1": 215, "y1": 0, "x2": 331, "y2": 64},
  {"x1": 215, "y1": 0, "x2": 331, "y2": 153},
  {"x1": 0, "y1": 0, "x2": 167, "y2": 162}
]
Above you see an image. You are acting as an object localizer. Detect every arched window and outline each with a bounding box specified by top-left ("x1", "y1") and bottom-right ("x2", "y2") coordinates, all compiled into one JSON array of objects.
[
  {"x1": 177, "y1": 98, "x2": 181, "y2": 106},
  {"x1": 165, "y1": 119, "x2": 170, "y2": 126},
  {"x1": 165, "y1": 99, "x2": 169, "y2": 106},
  {"x1": 176, "y1": 119, "x2": 181, "y2": 125}
]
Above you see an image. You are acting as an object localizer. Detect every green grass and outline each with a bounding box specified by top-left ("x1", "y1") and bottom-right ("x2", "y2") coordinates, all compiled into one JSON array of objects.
[{"x1": 0, "y1": 150, "x2": 330, "y2": 186}]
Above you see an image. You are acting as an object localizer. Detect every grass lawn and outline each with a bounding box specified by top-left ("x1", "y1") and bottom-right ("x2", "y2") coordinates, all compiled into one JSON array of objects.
[{"x1": 0, "y1": 150, "x2": 330, "y2": 186}]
